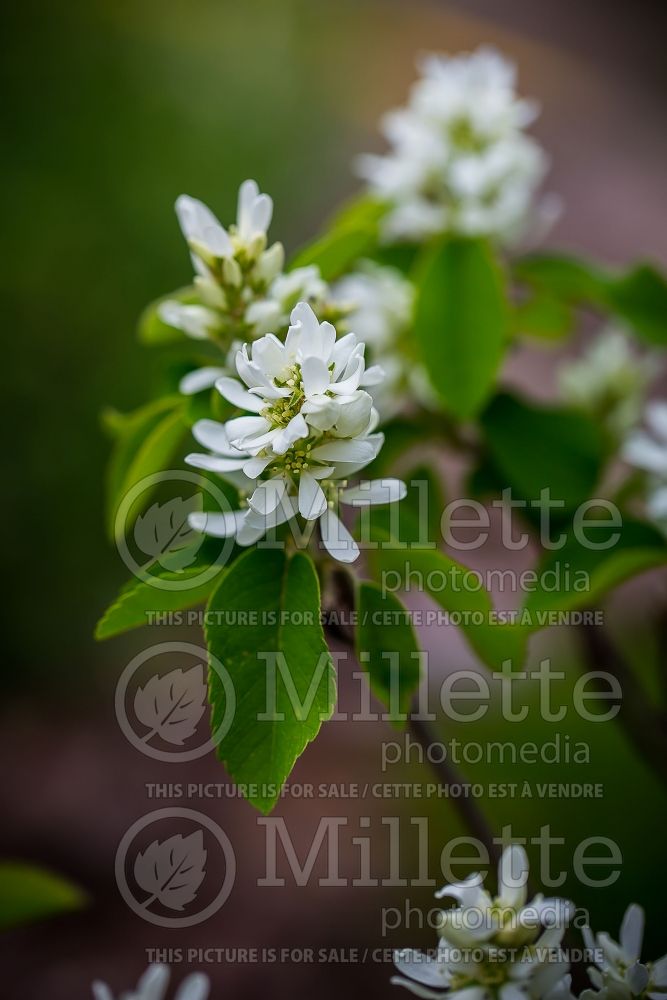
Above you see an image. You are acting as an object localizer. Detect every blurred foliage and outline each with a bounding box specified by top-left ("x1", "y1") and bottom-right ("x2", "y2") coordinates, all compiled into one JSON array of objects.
[{"x1": 1, "y1": 0, "x2": 371, "y2": 687}]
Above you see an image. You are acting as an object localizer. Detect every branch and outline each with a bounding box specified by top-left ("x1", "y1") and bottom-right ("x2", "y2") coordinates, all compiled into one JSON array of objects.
[
  {"x1": 322, "y1": 574, "x2": 502, "y2": 870},
  {"x1": 577, "y1": 619, "x2": 667, "y2": 788}
]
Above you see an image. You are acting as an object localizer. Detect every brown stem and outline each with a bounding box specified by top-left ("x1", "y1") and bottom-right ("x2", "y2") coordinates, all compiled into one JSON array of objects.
[
  {"x1": 577, "y1": 619, "x2": 667, "y2": 788},
  {"x1": 407, "y1": 708, "x2": 502, "y2": 867},
  {"x1": 322, "y1": 588, "x2": 502, "y2": 870}
]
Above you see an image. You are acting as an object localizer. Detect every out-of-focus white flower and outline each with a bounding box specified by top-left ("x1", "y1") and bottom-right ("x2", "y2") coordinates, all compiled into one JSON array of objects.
[
  {"x1": 558, "y1": 328, "x2": 654, "y2": 436},
  {"x1": 159, "y1": 180, "x2": 286, "y2": 356},
  {"x1": 245, "y1": 265, "x2": 330, "y2": 337},
  {"x1": 92, "y1": 963, "x2": 209, "y2": 1000},
  {"x1": 583, "y1": 904, "x2": 667, "y2": 1000},
  {"x1": 392, "y1": 845, "x2": 573, "y2": 1000},
  {"x1": 623, "y1": 402, "x2": 667, "y2": 527},
  {"x1": 332, "y1": 261, "x2": 426, "y2": 420},
  {"x1": 176, "y1": 179, "x2": 272, "y2": 264},
  {"x1": 185, "y1": 301, "x2": 406, "y2": 561},
  {"x1": 358, "y1": 47, "x2": 554, "y2": 245}
]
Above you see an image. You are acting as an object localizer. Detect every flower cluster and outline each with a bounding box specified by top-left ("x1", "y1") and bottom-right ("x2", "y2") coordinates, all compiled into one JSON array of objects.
[
  {"x1": 392, "y1": 845, "x2": 574, "y2": 1000},
  {"x1": 582, "y1": 904, "x2": 667, "y2": 1000},
  {"x1": 623, "y1": 401, "x2": 667, "y2": 530},
  {"x1": 358, "y1": 47, "x2": 556, "y2": 244},
  {"x1": 185, "y1": 301, "x2": 407, "y2": 561},
  {"x1": 331, "y1": 260, "x2": 436, "y2": 419},
  {"x1": 92, "y1": 963, "x2": 209, "y2": 1000},
  {"x1": 558, "y1": 328, "x2": 654, "y2": 437},
  {"x1": 159, "y1": 180, "x2": 341, "y2": 395}
]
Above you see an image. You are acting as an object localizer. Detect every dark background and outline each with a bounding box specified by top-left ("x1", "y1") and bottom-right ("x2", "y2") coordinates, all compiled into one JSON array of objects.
[{"x1": 1, "y1": 0, "x2": 666, "y2": 997}]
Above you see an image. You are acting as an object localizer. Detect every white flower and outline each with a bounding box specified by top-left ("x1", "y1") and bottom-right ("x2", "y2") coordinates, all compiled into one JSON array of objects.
[
  {"x1": 176, "y1": 179, "x2": 272, "y2": 264},
  {"x1": 184, "y1": 301, "x2": 406, "y2": 561},
  {"x1": 159, "y1": 180, "x2": 284, "y2": 358},
  {"x1": 332, "y1": 261, "x2": 419, "y2": 420},
  {"x1": 392, "y1": 845, "x2": 573, "y2": 1000},
  {"x1": 214, "y1": 301, "x2": 383, "y2": 455},
  {"x1": 435, "y1": 845, "x2": 572, "y2": 948},
  {"x1": 558, "y1": 329, "x2": 653, "y2": 436},
  {"x1": 92, "y1": 963, "x2": 209, "y2": 1000},
  {"x1": 245, "y1": 265, "x2": 329, "y2": 337},
  {"x1": 623, "y1": 402, "x2": 667, "y2": 527},
  {"x1": 358, "y1": 47, "x2": 553, "y2": 244},
  {"x1": 333, "y1": 261, "x2": 414, "y2": 352},
  {"x1": 583, "y1": 904, "x2": 667, "y2": 1000}
]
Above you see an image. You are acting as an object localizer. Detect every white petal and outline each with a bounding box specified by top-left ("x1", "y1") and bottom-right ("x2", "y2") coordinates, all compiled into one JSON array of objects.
[
  {"x1": 393, "y1": 948, "x2": 449, "y2": 987},
  {"x1": 188, "y1": 510, "x2": 243, "y2": 537},
  {"x1": 648, "y1": 485, "x2": 667, "y2": 519},
  {"x1": 341, "y1": 478, "x2": 407, "y2": 506},
  {"x1": 192, "y1": 419, "x2": 243, "y2": 456},
  {"x1": 620, "y1": 904, "x2": 644, "y2": 963},
  {"x1": 646, "y1": 402, "x2": 667, "y2": 442},
  {"x1": 174, "y1": 973, "x2": 210, "y2": 1000},
  {"x1": 175, "y1": 195, "x2": 232, "y2": 256},
  {"x1": 626, "y1": 963, "x2": 649, "y2": 994},
  {"x1": 319, "y1": 508, "x2": 360, "y2": 563},
  {"x1": 249, "y1": 478, "x2": 287, "y2": 515},
  {"x1": 225, "y1": 415, "x2": 271, "y2": 445},
  {"x1": 237, "y1": 179, "x2": 259, "y2": 236},
  {"x1": 159, "y1": 302, "x2": 218, "y2": 340},
  {"x1": 311, "y1": 439, "x2": 375, "y2": 463},
  {"x1": 500, "y1": 985, "x2": 526, "y2": 1000},
  {"x1": 179, "y1": 366, "x2": 227, "y2": 395},
  {"x1": 329, "y1": 355, "x2": 364, "y2": 394},
  {"x1": 331, "y1": 332, "x2": 359, "y2": 378},
  {"x1": 650, "y1": 954, "x2": 667, "y2": 987},
  {"x1": 299, "y1": 472, "x2": 327, "y2": 519},
  {"x1": 243, "y1": 455, "x2": 273, "y2": 478},
  {"x1": 301, "y1": 356, "x2": 331, "y2": 396},
  {"x1": 252, "y1": 193, "x2": 273, "y2": 235},
  {"x1": 272, "y1": 413, "x2": 309, "y2": 454},
  {"x1": 91, "y1": 984, "x2": 113, "y2": 1000},
  {"x1": 361, "y1": 363, "x2": 385, "y2": 386},
  {"x1": 498, "y1": 844, "x2": 529, "y2": 909},
  {"x1": 623, "y1": 434, "x2": 667, "y2": 475},
  {"x1": 216, "y1": 376, "x2": 265, "y2": 413},
  {"x1": 185, "y1": 452, "x2": 247, "y2": 473},
  {"x1": 235, "y1": 515, "x2": 268, "y2": 547},
  {"x1": 136, "y1": 963, "x2": 171, "y2": 1000},
  {"x1": 251, "y1": 334, "x2": 287, "y2": 378}
]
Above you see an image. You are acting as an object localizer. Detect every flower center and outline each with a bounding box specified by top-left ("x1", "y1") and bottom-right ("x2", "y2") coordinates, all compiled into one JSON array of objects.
[{"x1": 262, "y1": 364, "x2": 305, "y2": 426}]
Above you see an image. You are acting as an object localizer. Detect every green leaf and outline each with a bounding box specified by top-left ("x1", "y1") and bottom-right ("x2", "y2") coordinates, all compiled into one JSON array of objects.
[
  {"x1": 356, "y1": 583, "x2": 421, "y2": 722},
  {"x1": 206, "y1": 548, "x2": 336, "y2": 813},
  {"x1": 0, "y1": 862, "x2": 86, "y2": 930},
  {"x1": 290, "y1": 195, "x2": 385, "y2": 280},
  {"x1": 605, "y1": 264, "x2": 667, "y2": 345},
  {"x1": 523, "y1": 519, "x2": 667, "y2": 620},
  {"x1": 515, "y1": 253, "x2": 667, "y2": 346},
  {"x1": 106, "y1": 396, "x2": 189, "y2": 540},
  {"x1": 369, "y1": 532, "x2": 527, "y2": 670},
  {"x1": 481, "y1": 393, "x2": 604, "y2": 514},
  {"x1": 514, "y1": 253, "x2": 608, "y2": 304},
  {"x1": 95, "y1": 563, "x2": 223, "y2": 640},
  {"x1": 414, "y1": 238, "x2": 509, "y2": 419},
  {"x1": 513, "y1": 292, "x2": 573, "y2": 341},
  {"x1": 138, "y1": 286, "x2": 198, "y2": 345}
]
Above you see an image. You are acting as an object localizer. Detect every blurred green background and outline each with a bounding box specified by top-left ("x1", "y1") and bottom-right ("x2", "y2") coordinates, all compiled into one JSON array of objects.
[{"x1": 2, "y1": 0, "x2": 666, "y2": 996}]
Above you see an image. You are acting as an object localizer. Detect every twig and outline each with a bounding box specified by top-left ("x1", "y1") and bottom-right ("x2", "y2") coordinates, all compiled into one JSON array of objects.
[{"x1": 577, "y1": 619, "x2": 667, "y2": 788}]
